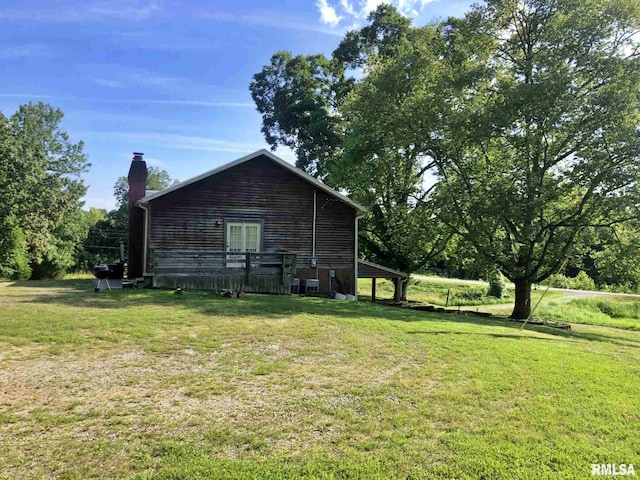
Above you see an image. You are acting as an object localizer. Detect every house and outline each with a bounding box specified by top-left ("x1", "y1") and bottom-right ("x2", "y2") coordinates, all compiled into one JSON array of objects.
[{"x1": 127, "y1": 149, "x2": 407, "y2": 299}]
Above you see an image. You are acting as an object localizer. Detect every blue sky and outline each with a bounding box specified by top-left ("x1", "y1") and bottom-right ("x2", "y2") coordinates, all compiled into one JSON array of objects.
[{"x1": 0, "y1": 0, "x2": 473, "y2": 210}]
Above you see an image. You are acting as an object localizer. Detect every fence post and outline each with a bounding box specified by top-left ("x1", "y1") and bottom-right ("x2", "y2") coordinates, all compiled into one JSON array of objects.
[
  {"x1": 281, "y1": 254, "x2": 286, "y2": 285},
  {"x1": 371, "y1": 278, "x2": 377, "y2": 302},
  {"x1": 245, "y1": 252, "x2": 251, "y2": 283}
]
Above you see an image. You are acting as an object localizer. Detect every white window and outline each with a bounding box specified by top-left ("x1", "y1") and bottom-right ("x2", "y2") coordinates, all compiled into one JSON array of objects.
[{"x1": 226, "y1": 222, "x2": 261, "y2": 266}]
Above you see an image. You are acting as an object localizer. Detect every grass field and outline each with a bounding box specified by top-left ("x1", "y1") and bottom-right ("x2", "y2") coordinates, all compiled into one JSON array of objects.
[
  {"x1": 1, "y1": 278, "x2": 639, "y2": 479},
  {"x1": 359, "y1": 277, "x2": 640, "y2": 331}
]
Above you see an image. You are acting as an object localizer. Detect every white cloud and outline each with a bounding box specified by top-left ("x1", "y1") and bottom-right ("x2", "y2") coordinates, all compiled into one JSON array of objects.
[
  {"x1": 143, "y1": 156, "x2": 166, "y2": 167},
  {"x1": 315, "y1": 0, "x2": 438, "y2": 28},
  {"x1": 197, "y1": 10, "x2": 344, "y2": 37},
  {"x1": 364, "y1": 0, "x2": 385, "y2": 14},
  {"x1": 0, "y1": 44, "x2": 55, "y2": 59},
  {"x1": 0, "y1": 1, "x2": 161, "y2": 22},
  {"x1": 92, "y1": 78, "x2": 125, "y2": 88},
  {"x1": 341, "y1": 0, "x2": 355, "y2": 15},
  {"x1": 0, "y1": 93, "x2": 253, "y2": 109},
  {"x1": 87, "y1": 1, "x2": 160, "y2": 21},
  {"x1": 130, "y1": 99, "x2": 253, "y2": 108},
  {"x1": 86, "y1": 66, "x2": 180, "y2": 92},
  {"x1": 81, "y1": 191, "x2": 117, "y2": 211},
  {"x1": 317, "y1": 0, "x2": 342, "y2": 26},
  {"x1": 105, "y1": 132, "x2": 266, "y2": 154}
]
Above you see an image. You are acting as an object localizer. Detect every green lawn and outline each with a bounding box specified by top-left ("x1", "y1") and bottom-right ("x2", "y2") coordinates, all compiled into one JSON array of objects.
[
  {"x1": 360, "y1": 277, "x2": 640, "y2": 331},
  {"x1": 536, "y1": 298, "x2": 640, "y2": 332},
  {"x1": 1, "y1": 278, "x2": 639, "y2": 479},
  {"x1": 358, "y1": 277, "x2": 565, "y2": 307}
]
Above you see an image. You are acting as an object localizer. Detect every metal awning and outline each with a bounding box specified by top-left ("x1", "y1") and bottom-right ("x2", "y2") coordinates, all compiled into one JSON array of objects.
[
  {"x1": 358, "y1": 260, "x2": 408, "y2": 303},
  {"x1": 358, "y1": 259, "x2": 408, "y2": 279}
]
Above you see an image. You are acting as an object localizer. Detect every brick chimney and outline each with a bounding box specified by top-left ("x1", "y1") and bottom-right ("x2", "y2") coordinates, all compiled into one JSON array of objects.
[{"x1": 127, "y1": 152, "x2": 148, "y2": 279}]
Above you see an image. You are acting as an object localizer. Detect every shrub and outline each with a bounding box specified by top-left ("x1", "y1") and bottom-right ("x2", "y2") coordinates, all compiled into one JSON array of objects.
[
  {"x1": 566, "y1": 271, "x2": 596, "y2": 291},
  {"x1": 544, "y1": 273, "x2": 569, "y2": 288},
  {"x1": 543, "y1": 271, "x2": 597, "y2": 291},
  {"x1": 29, "y1": 260, "x2": 66, "y2": 280},
  {"x1": 487, "y1": 270, "x2": 506, "y2": 298},
  {"x1": 0, "y1": 218, "x2": 31, "y2": 280}
]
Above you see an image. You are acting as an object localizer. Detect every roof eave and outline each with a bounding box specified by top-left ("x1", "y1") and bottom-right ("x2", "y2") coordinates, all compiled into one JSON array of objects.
[
  {"x1": 358, "y1": 259, "x2": 409, "y2": 278},
  {"x1": 137, "y1": 148, "x2": 367, "y2": 214}
]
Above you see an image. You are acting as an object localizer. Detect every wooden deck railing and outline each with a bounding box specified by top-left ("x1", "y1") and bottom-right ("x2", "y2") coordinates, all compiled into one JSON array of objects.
[{"x1": 149, "y1": 250, "x2": 297, "y2": 293}]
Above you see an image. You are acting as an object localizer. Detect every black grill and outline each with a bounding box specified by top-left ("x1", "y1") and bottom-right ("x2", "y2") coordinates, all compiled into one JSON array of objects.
[{"x1": 93, "y1": 265, "x2": 111, "y2": 291}]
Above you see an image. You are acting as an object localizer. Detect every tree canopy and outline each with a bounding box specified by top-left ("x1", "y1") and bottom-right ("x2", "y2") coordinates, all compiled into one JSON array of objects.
[
  {"x1": 251, "y1": 0, "x2": 640, "y2": 314},
  {"x1": 251, "y1": 7, "x2": 452, "y2": 299},
  {"x1": 428, "y1": 0, "x2": 640, "y2": 317},
  {"x1": 0, "y1": 103, "x2": 89, "y2": 279}
]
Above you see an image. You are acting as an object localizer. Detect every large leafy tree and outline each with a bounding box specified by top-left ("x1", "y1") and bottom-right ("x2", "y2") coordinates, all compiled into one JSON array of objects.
[
  {"x1": 250, "y1": 6, "x2": 452, "y2": 299},
  {"x1": 431, "y1": 0, "x2": 640, "y2": 318},
  {"x1": 367, "y1": 0, "x2": 640, "y2": 317},
  {"x1": 0, "y1": 103, "x2": 90, "y2": 279}
]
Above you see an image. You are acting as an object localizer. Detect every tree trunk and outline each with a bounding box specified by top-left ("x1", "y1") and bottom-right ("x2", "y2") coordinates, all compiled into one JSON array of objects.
[
  {"x1": 393, "y1": 278, "x2": 407, "y2": 302},
  {"x1": 511, "y1": 278, "x2": 532, "y2": 319}
]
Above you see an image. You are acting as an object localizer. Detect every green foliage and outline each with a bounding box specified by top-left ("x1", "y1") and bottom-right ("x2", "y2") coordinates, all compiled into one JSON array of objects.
[
  {"x1": 340, "y1": 1, "x2": 640, "y2": 318},
  {"x1": 487, "y1": 270, "x2": 505, "y2": 298},
  {"x1": 440, "y1": 0, "x2": 640, "y2": 317},
  {"x1": 0, "y1": 103, "x2": 89, "y2": 279},
  {"x1": 250, "y1": 51, "x2": 349, "y2": 176},
  {"x1": 590, "y1": 222, "x2": 640, "y2": 289},
  {"x1": 251, "y1": 7, "x2": 452, "y2": 299},
  {"x1": 252, "y1": 2, "x2": 640, "y2": 312},
  {"x1": 112, "y1": 166, "x2": 178, "y2": 220},
  {"x1": 539, "y1": 298, "x2": 640, "y2": 331},
  {"x1": 72, "y1": 208, "x2": 115, "y2": 271},
  {"x1": 542, "y1": 271, "x2": 597, "y2": 291},
  {"x1": 365, "y1": 277, "x2": 514, "y2": 306},
  {"x1": 0, "y1": 216, "x2": 31, "y2": 280}
]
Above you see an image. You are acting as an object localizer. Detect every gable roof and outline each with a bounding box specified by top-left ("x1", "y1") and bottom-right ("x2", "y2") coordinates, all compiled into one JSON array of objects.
[{"x1": 138, "y1": 149, "x2": 366, "y2": 214}]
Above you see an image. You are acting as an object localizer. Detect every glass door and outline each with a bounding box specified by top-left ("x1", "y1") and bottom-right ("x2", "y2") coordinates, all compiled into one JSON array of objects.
[{"x1": 226, "y1": 222, "x2": 261, "y2": 267}]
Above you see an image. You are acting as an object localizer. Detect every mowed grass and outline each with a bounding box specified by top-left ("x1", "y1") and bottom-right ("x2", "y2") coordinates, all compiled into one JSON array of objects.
[
  {"x1": 360, "y1": 278, "x2": 640, "y2": 331},
  {"x1": 359, "y1": 277, "x2": 564, "y2": 307},
  {"x1": 1, "y1": 279, "x2": 639, "y2": 479},
  {"x1": 538, "y1": 298, "x2": 640, "y2": 332}
]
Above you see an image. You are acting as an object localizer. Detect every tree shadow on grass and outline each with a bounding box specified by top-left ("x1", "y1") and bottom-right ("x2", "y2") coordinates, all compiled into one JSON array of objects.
[
  {"x1": 7, "y1": 280, "x2": 640, "y2": 348},
  {"x1": 422, "y1": 314, "x2": 640, "y2": 348},
  {"x1": 6, "y1": 278, "x2": 93, "y2": 290},
  {"x1": 407, "y1": 330, "x2": 581, "y2": 343}
]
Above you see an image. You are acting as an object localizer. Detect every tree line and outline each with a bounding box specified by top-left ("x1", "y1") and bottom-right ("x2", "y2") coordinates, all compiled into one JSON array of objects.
[
  {"x1": 1, "y1": 0, "x2": 639, "y2": 320},
  {"x1": 250, "y1": 0, "x2": 640, "y2": 318},
  {"x1": 0, "y1": 102, "x2": 176, "y2": 279}
]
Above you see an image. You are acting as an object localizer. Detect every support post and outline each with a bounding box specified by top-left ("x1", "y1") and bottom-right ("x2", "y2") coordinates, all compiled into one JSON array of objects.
[
  {"x1": 281, "y1": 254, "x2": 286, "y2": 285},
  {"x1": 245, "y1": 252, "x2": 251, "y2": 283},
  {"x1": 371, "y1": 278, "x2": 376, "y2": 302},
  {"x1": 289, "y1": 254, "x2": 297, "y2": 293}
]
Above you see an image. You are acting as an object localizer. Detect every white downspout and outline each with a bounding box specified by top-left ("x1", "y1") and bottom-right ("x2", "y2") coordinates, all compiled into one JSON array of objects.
[
  {"x1": 138, "y1": 202, "x2": 150, "y2": 277},
  {"x1": 312, "y1": 189, "x2": 317, "y2": 261},
  {"x1": 312, "y1": 190, "x2": 318, "y2": 279},
  {"x1": 354, "y1": 213, "x2": 365, "y2": 299}
]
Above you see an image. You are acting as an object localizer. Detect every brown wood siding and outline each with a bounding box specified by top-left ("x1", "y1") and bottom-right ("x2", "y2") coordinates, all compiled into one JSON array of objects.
[
  {"x1": 146, "y1": 154, "x2": 356, "y2": 294},
  {"x1": 296, "y1": 267, "x2": 354, "y2": 296}
]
